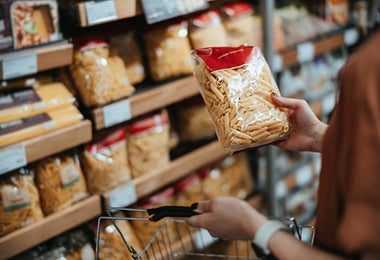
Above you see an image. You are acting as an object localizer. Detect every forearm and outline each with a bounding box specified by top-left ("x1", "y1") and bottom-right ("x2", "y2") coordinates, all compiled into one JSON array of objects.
[
  {"x1": 269, "y1": 230, "x2": 345, "y2": 260},
  {"x1": 311, "y1": 122, "x2": 328, "y2": 153}
]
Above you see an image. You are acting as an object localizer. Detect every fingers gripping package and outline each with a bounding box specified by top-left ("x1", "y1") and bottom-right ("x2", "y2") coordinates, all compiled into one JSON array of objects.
[{"x1": 192, "y1": 46, "x2": 290, "y2": 153}]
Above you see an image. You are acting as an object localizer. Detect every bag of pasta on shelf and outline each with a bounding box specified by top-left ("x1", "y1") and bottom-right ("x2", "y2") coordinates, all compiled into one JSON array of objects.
[
  {"x1": 188, "y1": 10, "x2": 229, "y2": 49},
  {"x1": 69, "y1": 40, "x2": 135, "y2": 107},
  {"x1": 143, "y1": 21, "x2": 193, "y2": 81},
  {"x1": 127, "y1": 109, "x2": 170, "y2": 179},
  {"x1": 0, "y1": 168, "x2": 44, "y2": 237},
  {"x1": 81, "y1": 127, "x2": 131, "y2": 194},
  {"x1": 109, "y1": 31, "x2": 146, "y2": 85},
  {"x1": 192, "y1": 46, "x2": 290, "y2": 154},
  {"x1": 35, "y1": 151, "x2": 88, "y2": 215}
]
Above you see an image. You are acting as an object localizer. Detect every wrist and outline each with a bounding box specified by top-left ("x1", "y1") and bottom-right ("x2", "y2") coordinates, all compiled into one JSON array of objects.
[
  {"x1": 311, "y1": 122, "x2": 328, "y2": 152},
  {"x1": 252, "y1": 220, "x2": 288, "y2": 256}
]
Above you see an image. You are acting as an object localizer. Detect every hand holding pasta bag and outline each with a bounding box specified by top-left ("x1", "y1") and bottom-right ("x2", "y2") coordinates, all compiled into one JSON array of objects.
[{"x1": 192, "y1": 46, "x2": 290, "y2": 153}]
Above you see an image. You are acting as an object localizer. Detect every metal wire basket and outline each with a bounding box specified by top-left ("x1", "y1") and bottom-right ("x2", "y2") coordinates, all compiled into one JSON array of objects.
[{"x1": 95, "y1": 207, "x2": 315, "y2": 260}]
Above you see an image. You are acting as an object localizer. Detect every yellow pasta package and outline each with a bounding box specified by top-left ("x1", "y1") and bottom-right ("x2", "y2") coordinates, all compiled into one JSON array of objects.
[
  {"x1": 35, "y1": 152, "x2": 88, "y2": 215},
  {"x1": 192, "y1": 46, "x2": 289, "y2": 153}
]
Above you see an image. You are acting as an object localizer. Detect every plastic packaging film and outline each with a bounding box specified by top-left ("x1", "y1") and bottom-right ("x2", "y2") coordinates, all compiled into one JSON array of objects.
[
  {"x1": 192, "y1": 46, "x2": 290, "y2": 154},
  {"x1": 69, "y1": 41, "x2": 135, "y2": 107},
  {"x1": 0, "y1": 168, "x2": 44, "y2": 237}
]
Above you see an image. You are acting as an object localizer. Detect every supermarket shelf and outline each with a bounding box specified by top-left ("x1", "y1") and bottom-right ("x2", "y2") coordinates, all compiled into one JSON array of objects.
[
  {"x1": 0, "y1": 42, "x2": 73, "y2": 81},
  {"x1": 275, "y1": 28, "x2": 357, "y2": 72},
  {"x1": 103, "y1": 140, "x2": 227, "y2": 207},
  {"x1": 0, "y1": 195, "x2": 102, "y2": 260},
  {"x1": 76, "y1": 0, "x2": 142, "y2": 27},
  {"x1": 0, "y1": 120, "x2": 92, "y2": 175},
  {"x1": 92, "y1": 76, "x2": 200, "y2": 130}
]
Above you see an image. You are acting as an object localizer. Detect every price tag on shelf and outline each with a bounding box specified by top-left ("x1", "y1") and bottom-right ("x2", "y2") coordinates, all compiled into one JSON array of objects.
[
  {"x1": 194, "y1": 228, "x2": 218, "y2": 250},
  {"x1": 0, "y1": 145, "x2": 27, "y2": 175},
  {"x1": 344, "y1": 28, "x2": 359, "y2": 46},
  {"x1": 295, "y1": 164, "x2": 313, "y2": 187},
  {"x1": 322, "y1": 92, "x2": 336, "y2": 115},
  {"x1": 141, "y1": 0, "x2": 209, "y2": 24},
  {"x1": 2, "y1": 53, "x2": 37, "y2": 80},
  {"x1": 103, "y1": 99, "x2": 131, "y2": 128},
  {"x1": 272, "y1": 53, "x2": 283, "y2": 73},
  {"x1": 85, "y1": 0, "x2": 117, "y2": 25},
  {"x1": 297, "y1": 42, "x2": 315, "y2": 63},
  {"x1": 275, "y1": 180, "x2": 287, "y2": 199},
  {"x1": 108, "y1": 182, "x2": 137, "y2": 208}
]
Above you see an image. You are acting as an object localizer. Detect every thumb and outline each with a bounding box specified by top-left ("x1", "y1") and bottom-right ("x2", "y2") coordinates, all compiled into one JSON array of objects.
[{"x1": 271, "y1": 94, "x2": 303, "y2": 110}]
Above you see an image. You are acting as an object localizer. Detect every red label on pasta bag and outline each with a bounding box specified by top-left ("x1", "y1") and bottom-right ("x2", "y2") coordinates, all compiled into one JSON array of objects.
[
  {"x1": 195, "y1": 46, "x2": 255, "y2": 72},
  {"x1": 86, "y1": 128, "x2": 126, "y2": 153},
  {"x1": 222, "y1": 2, "x2": 254, "y2": 17},
  {"x1": 78, "y1": 40, "x2": 108, "y2": 52},
  {"x1": 128, "y1": 110, "x2": 169, "y2": 135},
  {"x1": 192, "y1": 10, "x2": 222, "y2": 28},
  {"x1": 138, "y1": 186, "x2": 175, "y2": 208},
  {"x1": 174, "y1": 173, "x2": 200, "y2": 192}
]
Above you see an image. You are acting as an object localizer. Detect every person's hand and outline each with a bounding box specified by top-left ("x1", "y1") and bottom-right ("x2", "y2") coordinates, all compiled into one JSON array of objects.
[
  {"x1": 271, "y1": 94, "x2": 328, "y2": 152},
  {"x1": 187, "y1": 197, "x2": 267, "y2": 240}
]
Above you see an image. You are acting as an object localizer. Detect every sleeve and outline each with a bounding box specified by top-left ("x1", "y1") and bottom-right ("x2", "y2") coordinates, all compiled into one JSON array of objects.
[{"x1": 336, "y1": 34, "x2": 380, "y2": 256}]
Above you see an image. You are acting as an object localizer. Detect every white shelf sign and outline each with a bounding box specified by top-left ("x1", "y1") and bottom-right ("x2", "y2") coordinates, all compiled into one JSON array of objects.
[
  {"x1": 103, "y1": 99, "x2": 131, "y2": 128},
  {"x1": 2, "y1": 53, "x2": 37, "y2": 80},
  {"x1": 272, "y1": 53, "x2": 283, "y2": 73},
  {"x1": 297, "y1": 42, "x2": 315, "y2": 63},
  {"x1": 295, "y1": 164, "x2": 313, "y2": 186},
  {"x1": 85, "y1": 0, "x2": 117, "y2": 25},
  {"x1": 194, "y1": 229, "x2": 218, "y2": 250},
  {"x1": 108, "y1": 182, "x2": 137, "y2": 208},
  {"x1": 0, "y1": 145, "x2": 27, "y2": 175},
  {"x1": 344, "y1": 28, "x2": 359, "y2": 46}
]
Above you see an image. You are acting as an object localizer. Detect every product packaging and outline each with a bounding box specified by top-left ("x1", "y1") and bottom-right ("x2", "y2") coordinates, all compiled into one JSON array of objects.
[
  {"x1": 173, "y1": 173, "x2": 203, "y2": 206},
  {"x1": 93, "y1": 214, "x2": 141, "y2": 260},
  {"x1": 192, "y1": 46, "x2": 290, "y2": 153},
  {"x1": 0, "y1": 168, "x2": 44, "y2": 237},
  {"x1": 81, "y1": 127, "x2": 131, "y2": 194},
  {"x1": 127, "y1": 110, "x2": 170, "y2": 179},
  {"x1": 0, "y1": 105, "x2": 83, "y2": 147},
  {"x1": 0, "y1": 0, "x2": 62, "y2": 52},
  {"x1": 221, "y1": 2, "x2": 256, "y2": 46},
  {"x1": 0, "y1": 83, "x2": 76, "y2": 124},
  {"x1": 188, "y1": 10, "x2": 229, "y2": 49},
  {"x1": 129, "y1": 187, "x2": 176, "y2": 248},
  {"x1": 109, "y1": 31, "x2": 146, "y2": 85},
  {"x1": 143, "y1": 21, "x2": 193, "y2": 81},
  {"x1": 35, "y1": 151, "x2": 88, "y2": 215},
  {"x1": 176, "y1": 95, "x2": 215, "y2": 142},
  {"x1": 69, "y1": 41, "x2": 135, "y2": 107}
]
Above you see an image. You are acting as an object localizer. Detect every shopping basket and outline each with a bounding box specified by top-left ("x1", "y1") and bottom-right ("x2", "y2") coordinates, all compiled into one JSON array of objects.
[{"x1": 95, "y1": 205, "x2": 315, "y2": 260}]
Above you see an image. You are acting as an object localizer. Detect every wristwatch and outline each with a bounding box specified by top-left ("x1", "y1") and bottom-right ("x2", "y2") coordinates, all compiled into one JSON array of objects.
[{"x1": 251, "y1": 220, "x2": 288, "y2": 258}]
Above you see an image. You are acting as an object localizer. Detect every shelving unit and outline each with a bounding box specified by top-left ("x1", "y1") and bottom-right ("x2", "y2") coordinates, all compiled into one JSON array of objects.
[
  {"x1": 103, "y1": 140, "x2": 227, "y2": 207},
  {"x1": 76, "y1": 0, "x2": 142, "y2": 27},
  {"x1": 0, "y1": 120, "x2": 92, "y2": 175},
  {"x1": 92, "y1": 76, "x2": 200, "y2": 130},
  {"x1": 0, "y1": 42, "x2": 73, "y2": 80},
  {"x1": 0, "y1": 195, "x2": 102, "y2": 260}
]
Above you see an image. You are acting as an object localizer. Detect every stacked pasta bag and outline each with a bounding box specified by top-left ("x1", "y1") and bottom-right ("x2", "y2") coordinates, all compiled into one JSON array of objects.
[{"x1": 192, "y1": 45, "x2": 290, "y2": 153}]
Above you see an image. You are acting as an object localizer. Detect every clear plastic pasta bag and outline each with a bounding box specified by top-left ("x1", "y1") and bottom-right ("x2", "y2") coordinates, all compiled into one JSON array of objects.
[{"x1": 192, "y1": 46, "x2": 290, "y2": 153}]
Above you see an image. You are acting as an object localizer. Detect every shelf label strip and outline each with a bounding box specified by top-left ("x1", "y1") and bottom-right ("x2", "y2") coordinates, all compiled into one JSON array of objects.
[
  {"x1": 103, "y1": 99, "x2": 131, "y2": 128},
  {"x1": 85, "y1": 0, "x2": 117, "y2": 26},
  {"x1": 108, "y1": 181, "x2": 137, "y2": 208},
  {"x1": 297, "y1": 42, "x2": 315, "y2": 63},
  {"x1": 2, "y1": 53, "x2": 37, "y2": 80},
  {"x1": 0, "y1": 145, "x2": 27, "y2": 175},
  {"x1": 141, "y1": 0, "x2": 209, "y2": 24}
]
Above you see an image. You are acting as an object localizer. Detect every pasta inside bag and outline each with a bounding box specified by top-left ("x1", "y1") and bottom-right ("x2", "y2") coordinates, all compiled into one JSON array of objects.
[{"x1": 192, "y1": 46, "x2": 289, "y2": 153}]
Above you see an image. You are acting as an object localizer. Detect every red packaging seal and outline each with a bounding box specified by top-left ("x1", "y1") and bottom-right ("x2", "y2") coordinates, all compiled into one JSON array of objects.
[
  {"x1": 79, "y1": 40, "x2": 108, "y2": 52},
  {"x1": 222, "y1": 2, "x2": 254, "y2": 17},
  {"x1": 192, "y1": 10, "x2": 222, "y2": 28},
  {"x1": 86, "y1": 128, "x2": 127, "y2": 153},
  {"x1": 128, "y1": 110, "x2": 169, "y2": 135},
  {"x1": 138, "y1": 186, "x2": 175, "y2": 207},
  {"x1": 174, "y1": 173, "x2": 200, "y2": 192},
  {"x1": 194, "y1": 45, "x2": 256, "y2": 72}
]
